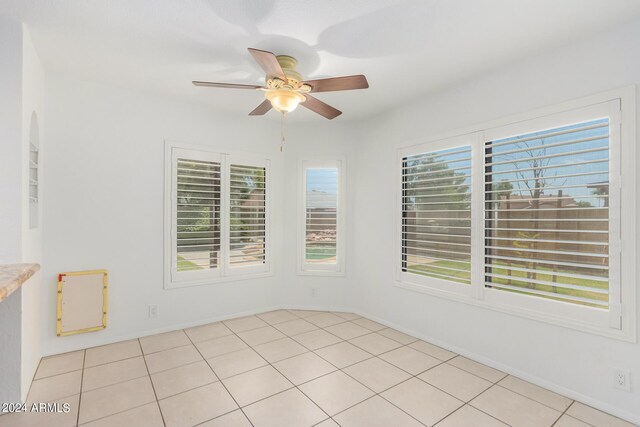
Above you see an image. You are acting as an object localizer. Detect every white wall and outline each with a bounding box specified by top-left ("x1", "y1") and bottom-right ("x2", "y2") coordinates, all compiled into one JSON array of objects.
[
  {"x1": 0, "y1": 17, "x2": 23, "y2": 264},
  {"x1": 35, "y1": 15, "x2": 640, "y2": 423},
  {"x1": 352, "y1": 19, "x2": 640, "y2": 422},
  {"x1": 41, "y1": 76, "x2": 288, "y2": 356},
  {"x1": 280, "y1": 122, "x2": 358, "y2": 311},
  {"x1": 0, "y1": 17, "x2": 24, "y2": 404},
  {"x1": 20, "y1": 25, "x2": 45, "y2": 400},
  {"x1": 0, "y1": 19, "x2": 44, "y2": 403}
]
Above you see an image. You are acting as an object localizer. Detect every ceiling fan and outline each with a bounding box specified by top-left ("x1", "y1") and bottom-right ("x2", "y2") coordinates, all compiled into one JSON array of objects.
[{"x1": 193, "y1": 48, "x2": 369, "y2": 119}]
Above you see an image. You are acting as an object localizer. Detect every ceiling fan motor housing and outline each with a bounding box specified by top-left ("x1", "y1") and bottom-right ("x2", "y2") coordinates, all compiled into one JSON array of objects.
[{"x1": 263, "y1": 55, "x2": 311, "y2": 113}]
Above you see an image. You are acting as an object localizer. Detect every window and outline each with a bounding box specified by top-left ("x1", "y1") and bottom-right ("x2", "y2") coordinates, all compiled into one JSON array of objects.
[
  {"x1": 227, "y1": 160, "x2": 267, "y2": 274},
  {"x1": 299, "y1": 159, "x2": 345, "y2": 275},
  {"x1": 484, "y1": 118, "x2": 610, "y2": 309},
  {"x1": 175, "y1": 153, "x2": 221, "y2": 277},
  {"x1": 396, "y1": 90, "x2": 636, "y2": 341},
  {"x1": 165, "y1": 144, "x2": 270, "y2": 287},
  {"x1": 400, "y1": 139, "x2": 475, "y2": 295}
]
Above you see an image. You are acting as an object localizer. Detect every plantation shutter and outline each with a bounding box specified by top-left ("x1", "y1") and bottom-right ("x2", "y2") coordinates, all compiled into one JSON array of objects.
[
  {"x1": 305, "y1": 167, "x2": 338, "y2": 265},
  {"x1": 175, "y1": 155, "x2": 221, "y2": 275},
  {"x1": 484, "y1": 118, "x2": 610, "y2": 308},
  {"x1": 401, "y1": 145, "x2": 473, "y2": 284},
  {"x1": 228, "y1": 163, "x2": 267, "y2": 270}
]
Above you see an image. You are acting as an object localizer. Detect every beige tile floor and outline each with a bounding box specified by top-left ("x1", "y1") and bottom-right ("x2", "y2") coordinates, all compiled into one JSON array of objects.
[{"x1": 0, "y1": 310, "x2": 635, "y2": 427}]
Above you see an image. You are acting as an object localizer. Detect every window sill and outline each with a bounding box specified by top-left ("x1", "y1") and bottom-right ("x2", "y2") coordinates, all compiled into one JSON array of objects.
[
  {"x1": 296, "y1": 269, "x2": 346, "y2": 277},
  {"x1": 165, "y1": 271, "x2": 274, "y2": 290},
  {"x1": 394, "y1": 279, "x2": 635, "y2": 343}
]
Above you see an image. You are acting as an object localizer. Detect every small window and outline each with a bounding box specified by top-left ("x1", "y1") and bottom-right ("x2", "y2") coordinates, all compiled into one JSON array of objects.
[
  {"x1": 166, "y1": 144, "x2": 270, "y2": 288},
  {"x1": 299, "y1": 159, "x2": 345, "y2": 275}
]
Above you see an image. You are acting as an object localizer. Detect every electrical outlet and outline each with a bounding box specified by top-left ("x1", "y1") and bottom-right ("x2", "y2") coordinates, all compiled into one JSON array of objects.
[
  {"x1": 311, "y1": 288, "x2": 318, "y2": 298},
  {"x1": 613, "y1": 368, "x2": 631, "y2": 391},
  {"x1": 149, "y1": 304, "x2": 159, "y2": 319}
]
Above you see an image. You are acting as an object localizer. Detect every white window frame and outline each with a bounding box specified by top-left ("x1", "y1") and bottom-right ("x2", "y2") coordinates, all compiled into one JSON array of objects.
[
  {"x1": 164, "y1": 141, "x2": 272, "y2": 289},
  {"x1": 225, "y1": 154, "x2": 271, "y2": 278},
  {"x1": 297, "y1": 158, "x2": 346, "y2": 276},
  {"x1": 394, "y1": 87, "x2": 636, "y2": 342},
  {"x1": 397, "y1": 134, "x2": 480, "y2": 298}
]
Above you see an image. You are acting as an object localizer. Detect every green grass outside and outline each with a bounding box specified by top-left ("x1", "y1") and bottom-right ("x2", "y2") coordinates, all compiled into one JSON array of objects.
[
  {"x1": 177, "y1": 255, "x2": 202, "y2": 271},
  {"x1": 306, "y1": 246, "x2": 336, "y2": 261},
  {"x1": 407, "y1": 260, "x2": 608, "y2": 308}
]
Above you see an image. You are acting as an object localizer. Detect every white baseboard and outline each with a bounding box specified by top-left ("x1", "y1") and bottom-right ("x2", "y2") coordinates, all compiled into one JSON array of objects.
[
  {"x1": 282, "y1": 303, "x2": 354, "y2": 313},
  {"x1": 353, "y1": 309, "x2": 640, "y2": 426},
  {"x1": 41, "y1": 304, "x2": 281, "y2": 357}
]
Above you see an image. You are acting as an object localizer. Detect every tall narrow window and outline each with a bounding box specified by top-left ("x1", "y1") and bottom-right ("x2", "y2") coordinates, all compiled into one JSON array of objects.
[
  {"x1": 484, "y1": 118, "x2": 610, "y2": 308},
  {"x1": 400, "y1": 144, "x2": 473, "y2": 287},
  {"x1": 228, "y1": 163, "x2": 267, "y2": 271},
  {"x1": 299, "y1": 159, "x2": 344, "y2": 275},
  {"x1": 173, "y1": 150, "x2": 222, "y2": 281},
  {"x1": 166, "y1": 145, "x2": 270, "y2": 287}
]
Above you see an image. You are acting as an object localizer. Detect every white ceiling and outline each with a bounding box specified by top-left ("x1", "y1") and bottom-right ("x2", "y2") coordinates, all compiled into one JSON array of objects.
[{"x1": 4, "y1": 0, "x2": 640, "y2": 121}]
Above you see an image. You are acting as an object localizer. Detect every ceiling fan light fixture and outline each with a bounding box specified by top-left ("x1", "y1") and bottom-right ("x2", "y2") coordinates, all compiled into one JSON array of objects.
[{"x1": 266, "y1": 89, "x2": 306, "y2": 113}]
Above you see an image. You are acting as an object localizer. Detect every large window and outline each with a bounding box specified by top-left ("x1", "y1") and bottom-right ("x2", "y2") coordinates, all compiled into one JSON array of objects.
[
  {"x1": 165, "y1": 145, "x2": 270, "y2": 287},
  {"x1": 484, "y1": 118, "x2": 610, "y2": 309},
  {"x1": 299, "y1": 159, "x2": 345, "y2": 275},
  {"x1": 397, "y1": 92, "x2": 636, "y2": 340}
]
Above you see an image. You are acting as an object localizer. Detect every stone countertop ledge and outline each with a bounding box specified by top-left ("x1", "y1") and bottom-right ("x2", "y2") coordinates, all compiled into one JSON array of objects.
[{"x1": 0, "y1": 263, "x2": 40, "y2": 303}]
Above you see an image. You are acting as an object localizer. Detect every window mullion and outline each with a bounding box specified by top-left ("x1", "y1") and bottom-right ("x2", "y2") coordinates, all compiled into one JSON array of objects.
[
  {"x1": 471, "y1": 132, "x2": 485, "y2": 299},
  {"x1": 221, "y1": 154, "x2": 230, "y2": 276},
  {"x1": 608, "y1": 102, "x2": 622, "y2": 329}
]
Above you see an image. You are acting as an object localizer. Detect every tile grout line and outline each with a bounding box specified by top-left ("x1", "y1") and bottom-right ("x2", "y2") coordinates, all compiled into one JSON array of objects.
[
  {"x1": 74, "y1": 350, "x2": 86, "y2": 427},
  {"x1": 75, "y1": 399, "x2": 160, "y2": 426},
  {"x1": 298, "y1": 325, "x2": 522, "y2": 426},
  {"x1": 490, "y1": 382, "x2": 572, "y2": 415},
  {"x1": 282, "y1": 331, "x2": 433, "y2": 426},
  {"x1": 196, "y1": 312, "x2": 352, "y2": 425},
  {"x1": 74, "y1": 349, "x2": 166, "y2": 426},
  {"x1": 190, "y1": 318, "x2": 462, "y2": 426},
  {"x1": 185, "y1": 327, "x2": 257, "y2": 427},
  {"x1": 22, "y1": 354, "x2": 45, "y2": 402},
  {"x1": 227, "y1": 320, "x2": 334, "y2": 424},
  {"x1": 463, "y1": 382, "x2": 528, "y2": 426},
  {"x1": 138, "y1": 338, "x2": 167, "y2": 427},
  {"x1": 550, "y1": 401, "x2": 592, "y2": 427}
]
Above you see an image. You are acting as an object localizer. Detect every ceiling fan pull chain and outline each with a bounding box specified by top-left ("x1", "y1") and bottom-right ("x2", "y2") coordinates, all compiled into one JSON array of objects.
[{"x1": 280, "y1": 111, "x2": 286, "y2": 152}]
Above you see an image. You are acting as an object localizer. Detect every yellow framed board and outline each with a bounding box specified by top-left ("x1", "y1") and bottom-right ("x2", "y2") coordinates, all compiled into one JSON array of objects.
[{"x1": 57, "y1": 270, "x2": 108, "y2": 337}]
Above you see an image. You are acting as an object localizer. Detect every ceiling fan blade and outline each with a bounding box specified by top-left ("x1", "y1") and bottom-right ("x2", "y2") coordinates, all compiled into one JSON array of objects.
[
  {"x1": 301, "y1": 94, "x2": 342, "y2": 120},
  {"x1": 247, "y1": 48, "x2": 287, "y2": 81},
  {"x1": 249, "y1": 99, "x2": 272, "y2": 116},
  {"x1": 192, "y1": 81, "x2": 263, "y2": 89},
  {"x1": 304, "y1": 75, "x2": 369, "y2": 93}
]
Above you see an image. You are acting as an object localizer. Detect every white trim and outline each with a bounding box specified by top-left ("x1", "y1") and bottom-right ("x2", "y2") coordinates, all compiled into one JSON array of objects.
[
  {"x1": 42, "y1": 304, "x2": 281, "y2": 357},
  {"x1": 164, "y1": 140, "x2": 273, "y2": 289},
  {"x1": 226, "y1": 155, "x2": 271, "y2": 277},
  {"x1": 396, "y1": 133, "x2": 477, "y2": 296},
  {"x1": 394, "y1": 87, "x2": 636, "y2": 342},
  {"x1": 297, "y1": 157, "x2": 346, "y2": 276}
]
